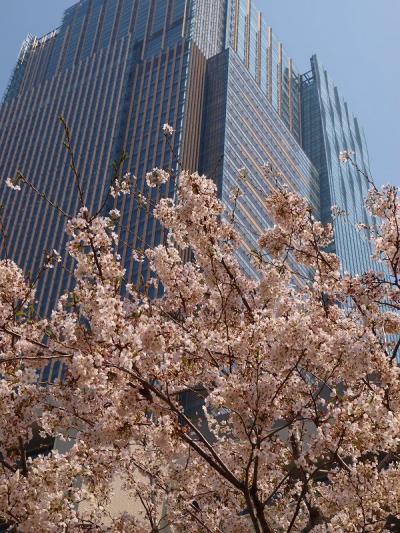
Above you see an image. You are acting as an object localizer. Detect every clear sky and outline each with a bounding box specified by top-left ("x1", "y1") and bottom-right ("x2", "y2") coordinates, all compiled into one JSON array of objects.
[{"x1": 0, "y1": 0, "x2": 398, "y2": 186}]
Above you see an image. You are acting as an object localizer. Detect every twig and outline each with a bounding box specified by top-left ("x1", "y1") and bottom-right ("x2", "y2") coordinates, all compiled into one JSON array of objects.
[
  {"x1": 16, "y1": 171, "x2": 71, "y2": 218},
  {"x1": 59, "y1": 116, "x2": 85, "y2": 207}
]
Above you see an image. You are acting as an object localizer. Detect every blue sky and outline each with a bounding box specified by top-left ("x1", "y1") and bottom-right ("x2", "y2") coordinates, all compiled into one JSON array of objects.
[{"x1": 1, "y1": 0, "x2": 398, "y2": 186}]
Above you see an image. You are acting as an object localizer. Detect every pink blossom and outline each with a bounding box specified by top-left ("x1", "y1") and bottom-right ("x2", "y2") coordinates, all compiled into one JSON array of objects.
[{"x1": 0, "y1": 168, "x2": 400, "y2": 531}]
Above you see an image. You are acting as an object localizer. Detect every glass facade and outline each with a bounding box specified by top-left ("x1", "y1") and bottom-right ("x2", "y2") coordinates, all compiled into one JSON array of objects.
[
  {"x1": 0, "y1": 0, "x2": 208, "y2": 313},
  {"x1": 112, "y1": 39, "x2": 204, "y2": 289},
  {"x1": 3, "y1": 0, "x2": 225, "y2": 104},
  {"x1": 301, "y1": 55, "x2": 377, "y2": 275},
  {"x1": 225, "y1": 0, "x2": 302, "y2": 142},
  {"x1": 0, "y1": 0, "x2": 376, "y2": 319},
  {"x1": 200, "y1": 49, "x2": 319, "y2": 277},
  {"x1": 0, "y1": 27, "x2": 134, "y2": 315}
]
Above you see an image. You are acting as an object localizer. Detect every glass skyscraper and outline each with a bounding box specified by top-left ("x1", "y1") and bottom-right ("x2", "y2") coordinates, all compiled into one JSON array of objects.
[
  {"x1": 0, "y1": 0, "x2": 376, "y2": 318},
  {"x1": 0, "y1": 0, "x2": 221, "y2": 315},
  {"x1": 301, "y1": 55, "x2": 376, "y2": 275},
  {"x1": 200, "y1": 48, "x2": 319, "y2": 276}
]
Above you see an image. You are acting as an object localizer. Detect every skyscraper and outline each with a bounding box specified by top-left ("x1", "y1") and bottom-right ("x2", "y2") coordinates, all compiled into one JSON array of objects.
[
  {"x1": 301, "y1": 55, "x2": 376, "y2": 276},
  {"x1": 200, "y1": 48, "x2": 319, "y2": 276},
  {"x1": 0, "y1": 0, "x2": 210, "y2": 316},
  {"x1": 0, "y1": 0, "x2": 375, "y2": 320}
]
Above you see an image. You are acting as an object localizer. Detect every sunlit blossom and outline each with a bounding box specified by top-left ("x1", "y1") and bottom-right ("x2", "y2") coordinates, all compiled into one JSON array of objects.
[
  {"x1": 145, "y1": 168, "x2": 169, "y2": 188},
  {"x1": 162, "y1": 123, "x2": 174, "y2": 137},
  {"x1": 2, "y1": 166, "x2": 400, "y2": 532},
  {"x1": 339, "y1": 150, "x2": 354, "y2": 163}
]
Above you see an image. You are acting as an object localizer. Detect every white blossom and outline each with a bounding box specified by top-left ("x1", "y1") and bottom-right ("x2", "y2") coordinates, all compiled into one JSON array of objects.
[
  {"x1": 339, "y1": 150, "x2": 354, "y2": 163},
  {"x1": 162, "y1": 123, "x2": 174, "y2": 136},
  {"x1": 0, "y1": 166, "x2": 399, "y2": 532},
  {"x1": 44, "y1": 249, "x2": 62, "y2": 269},
  {"x1": 6, "y1": 177, "x2": 21, "y2": 191},
  {"x1": 237, "y1": 167, "x2": 248, "y2": 180},
  {"x1": 137, "y1": 192, "x2": 148, "y2": 207},
  {"x1": 109, "y1": 209, "x2": 120, "y2": 222},
  {"x1": 145, "y1": 168, "x2": 169, "y2": 188},
  {"x1": 110, "y1": 172, "x2": 133, "y2": 198},
  {"x1": 356, "y1": 222, "x2": 370, "y2": 231}
]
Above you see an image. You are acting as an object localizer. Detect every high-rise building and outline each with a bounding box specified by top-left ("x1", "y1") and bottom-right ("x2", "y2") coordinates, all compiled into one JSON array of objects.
[
  {"x1": 0, "y1": 0, "x2": 375, "y2": 321},
  {"x1": 200, "y1": 48, "x2": 319, "y2": 276},
  {"x1": 0, "y1": 0, "x2": 217, "y2": 316},
  {"x1": 301, "y1": 55, "x2": 376, "y2": 276}
]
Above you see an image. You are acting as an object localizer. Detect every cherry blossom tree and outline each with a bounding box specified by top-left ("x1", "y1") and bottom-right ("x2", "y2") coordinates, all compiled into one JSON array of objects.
[{"x1": 0, "y1": 129, "x2": 400, "y2": 532}]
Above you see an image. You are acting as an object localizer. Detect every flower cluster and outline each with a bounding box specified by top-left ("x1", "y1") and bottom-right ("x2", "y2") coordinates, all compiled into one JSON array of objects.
[
  {"x1": 5, "y1": 174, "x2": 22, "y2": 191},
  {"x1": 145, "y1": 167, "x2": 170, "y2": 188},
  {"x1": 2, "y1": 162, "x2": 400, "y2": 532},
  {"x1": 44, "y1": 249, "x2": 62, "y2": 269},
  {"x1": 110, "y1": 172, "x2": 133, "y2": 198},
  {"x1": 237, "y1": 167, "x2": 248, "y2": 180},
  {"x1": 339, "y1": 149, "x2": 354, "y2": 163},
  {"x1": 162, "y1": 123, "x2": 174, "y2": 137}
]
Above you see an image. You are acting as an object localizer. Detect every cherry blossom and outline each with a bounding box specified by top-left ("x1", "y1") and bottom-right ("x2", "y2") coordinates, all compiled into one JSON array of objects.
[
  {"x1": 145, "y1": 168, "x2": 170, "y2": 188},
  {"x1": 110, "y1": 173, "x2": 133, "y2": 199},
  {"x1": 5, "y1": 176, "x2": 21, "y2": 191},
  {"x1": 339, "y1": 150, "x2": 354, "y2": 163},
  {"x1": 0, "y1": 157, "x2": 400, "y2": 532},
  {"x1": 162, "y1": 123, "x2": 174, "y2": 137}
]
